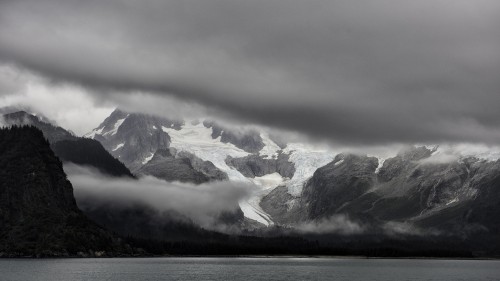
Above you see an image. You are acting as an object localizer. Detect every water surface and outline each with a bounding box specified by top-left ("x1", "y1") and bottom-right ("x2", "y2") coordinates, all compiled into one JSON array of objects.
[{"x1": 1, "y1": 257, "x2": 498, "y2": 281}]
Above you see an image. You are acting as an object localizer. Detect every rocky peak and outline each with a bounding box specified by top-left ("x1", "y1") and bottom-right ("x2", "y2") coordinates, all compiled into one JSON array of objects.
[{"x1": 87, "y1": 109, "x2": 182, "y2": 171}]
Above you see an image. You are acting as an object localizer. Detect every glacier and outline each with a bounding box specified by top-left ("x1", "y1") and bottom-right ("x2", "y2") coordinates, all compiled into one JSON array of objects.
[
  {"x1": 162, "y1": 121, "x2": 279, "y2": 225},
  {"x1": 283, "y1": 143, "x2": 337, "y2": 197}
]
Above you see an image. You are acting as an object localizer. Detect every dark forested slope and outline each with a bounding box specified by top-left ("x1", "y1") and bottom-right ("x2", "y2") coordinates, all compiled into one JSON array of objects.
[
  {"x1": 3, "y1": 111, "x2": 133, "y2": 178},
  {"x1": 0, "y1": 126, "x2": 134, "y2": 257}
]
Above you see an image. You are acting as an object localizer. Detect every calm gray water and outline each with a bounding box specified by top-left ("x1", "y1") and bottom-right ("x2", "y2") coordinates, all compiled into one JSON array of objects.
[{"x1": 0, "y1": 257, "x2": 499, "y2": 281}]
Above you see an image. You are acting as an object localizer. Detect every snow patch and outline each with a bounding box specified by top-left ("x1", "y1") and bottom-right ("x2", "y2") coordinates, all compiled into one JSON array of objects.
[
  {"x1": 259, "y1": 132, "x2": 280, "y2": 159},
  {"x1": 142, "y1": 152, "x2": 154, "y2": 165},
  {"x1": 84, "y1": 126, "x2": 104, "y2": 139},
  {"x1": 446, "y1": 197, "x2": 459, "y2": 206},
  {"x1": 112, "y1": 143, "x2": 124, "y2": 151},
  {"x1": 375, "y1": 158, "x2": 386, "y2": 174}
]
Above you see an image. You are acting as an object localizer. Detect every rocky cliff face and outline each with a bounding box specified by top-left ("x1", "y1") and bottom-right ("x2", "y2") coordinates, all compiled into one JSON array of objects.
[
  {"x1": 136, "y1": 148, "x2": 227, "y2": 183},
  {"x1": 226, "y1": 153, "x2": 295, "y2": 178},
  {"x1": 203, "y1": 120, "x2": 265, "y2": 153},
  {"x1": 301, "y1": 154, "x2": 379, "y2": 220},
  {"x1": 0, "y1": 126, "x2": 134, "y2": 257}
]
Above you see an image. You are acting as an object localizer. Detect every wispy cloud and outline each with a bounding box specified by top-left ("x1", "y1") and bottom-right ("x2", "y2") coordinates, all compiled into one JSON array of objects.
[
  {"x1": 295, "y1": 214, "x2": 365, "y2": 235},
  {"x1": 65, "y1": 164, "x2": 251, "y2": 230}
]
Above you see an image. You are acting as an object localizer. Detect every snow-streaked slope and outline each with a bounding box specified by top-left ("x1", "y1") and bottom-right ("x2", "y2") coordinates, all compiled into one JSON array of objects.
[
  {"x1": 84, "y1": 115, "x2": 129, "y2": 139},
  {"x1": 283, "y1": 143, "x2": 337, "y2": 197},
  {"x1": 102, "y1": 116, "x2": 127, "y2": 136}
]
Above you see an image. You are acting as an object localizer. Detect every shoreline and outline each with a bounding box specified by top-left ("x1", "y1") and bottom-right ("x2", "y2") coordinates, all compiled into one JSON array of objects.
[{"x1": 1, "y1": 255, "x2": 499, "y2": 261}]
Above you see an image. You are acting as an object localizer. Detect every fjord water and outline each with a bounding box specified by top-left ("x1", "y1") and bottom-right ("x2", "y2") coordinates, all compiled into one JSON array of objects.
[{"x1": 1, "y1": 258, "x2": 498, "y2": 281}]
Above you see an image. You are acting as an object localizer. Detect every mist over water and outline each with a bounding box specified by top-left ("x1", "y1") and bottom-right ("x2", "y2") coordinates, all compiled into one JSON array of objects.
[{"x1": 65, "y1": 164, "x2": 250, "y2": 230}]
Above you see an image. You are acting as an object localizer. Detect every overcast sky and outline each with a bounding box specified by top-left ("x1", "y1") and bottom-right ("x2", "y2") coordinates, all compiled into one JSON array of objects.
[{"x1": 1, "y1": 0, "x2": 499, "y2": 144}]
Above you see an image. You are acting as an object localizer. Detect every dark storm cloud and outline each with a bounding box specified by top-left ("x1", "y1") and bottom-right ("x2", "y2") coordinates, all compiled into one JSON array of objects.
[{"x1": 1, "y1": 0, "x2": 500, "y2": 144}]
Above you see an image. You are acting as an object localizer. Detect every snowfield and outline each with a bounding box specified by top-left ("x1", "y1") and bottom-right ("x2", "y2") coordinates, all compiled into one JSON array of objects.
[
  {"x1": 162, "y1": 121, "x2": 280, "y2": 225},
  {"x1": 162, "y1": 121, "x2": 250, "y2": 182}
]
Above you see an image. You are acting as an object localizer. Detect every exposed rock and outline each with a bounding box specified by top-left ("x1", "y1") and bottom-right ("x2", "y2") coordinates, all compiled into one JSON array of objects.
[
  {"x1": 177, "y1": 151, "x2": 228, "y2": 181},
  {"x1": 377, "y1": 145, "x2": 434, "y2": 182},
  {"x1": 203, "y1": 120, "x2": 265, "y2": 153},
  {"x1": 226, "y1": 152, "x2": 295, "y2": 178},
  {"x1": 301, "y1": 153, "x2": 378, "y2": 220},
  {"x1": 87, "y1": 109, "x2": 181, "y2": 171},
  {"x1": 261, "y1": 146, "x2": 500, "y2": 245},
  {"x1": 136, "y1": 148, "x2": 227, "y2": 183},
  {"x1": 260, "y1": 186, "x2": 305, "y2": 225}
]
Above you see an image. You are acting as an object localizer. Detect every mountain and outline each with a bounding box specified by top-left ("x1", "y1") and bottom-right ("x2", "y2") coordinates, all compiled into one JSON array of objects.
[
  {"x1": 85, "y1": 109, "x2": 500, "y2": 253},
  {"x1": 260, "y1": 146, "x2": 500, "y2": 252},
  {"x1": 86, "y1": 110, "x2": 306, "y2": 225},
  {"x1": 3, "y1": 111, "x2": 77, "y2": 143},
  {"x1": 0, "y1": 126, "x2": 476, "y2": 257},
  {"x1": 85, "y1": 109, "x2": 179, "y2": 171},
  {"x1": 2, "y1": 111, "x2": 133, "y2": 178},
  {"x1": 0, "y1": 126, "x2": 135, "y2": 257}
]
